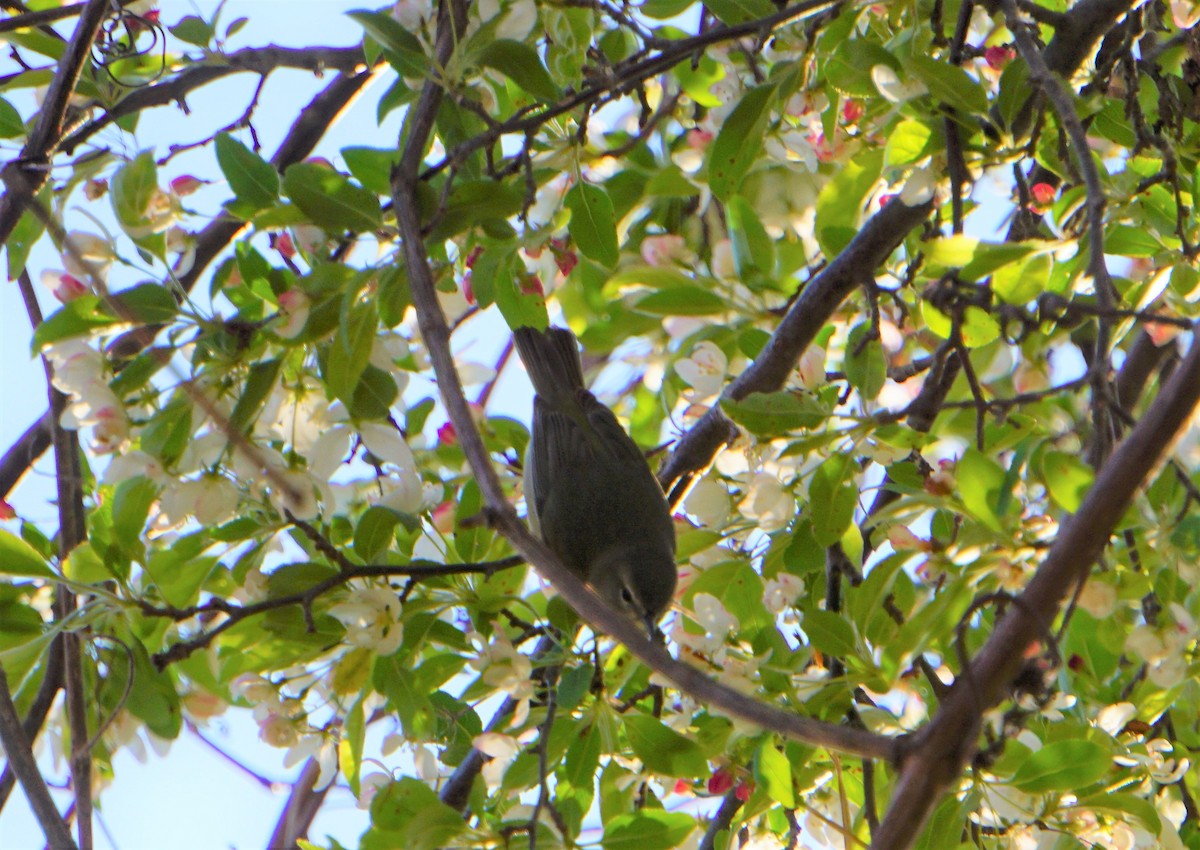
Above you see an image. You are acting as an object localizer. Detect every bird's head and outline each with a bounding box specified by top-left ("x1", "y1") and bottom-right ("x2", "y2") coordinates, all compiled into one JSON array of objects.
[{"x1": 590, "y1": 545, "x2": 678, "y2": 637}]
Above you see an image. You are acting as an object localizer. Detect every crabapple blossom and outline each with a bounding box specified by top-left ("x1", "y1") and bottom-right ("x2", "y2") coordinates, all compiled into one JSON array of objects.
[
  {"x1": 739, "y1": 473, "x2": 796, "y2": 532},
  {"x1": 684, "y1": 477, "x2": 731, "y2": 528},
  {"x1": 472, "y1": 731, "x2": 522, "y2": 790},
  {"x1": 762, "y1": 573, "x2": 805, "y2": 615},
  {"x1": 329, "y1": 586, "x2": 405, "y2": 655},
  {"x1": 357, "y1": 772, "x2": 392, "y2": 809},
  {"x1": 641, "y1": 234, "x2": 689, "y2": 267},
  {"x1": 676, "y1": 341, "x2": 727, "y2": 400}
]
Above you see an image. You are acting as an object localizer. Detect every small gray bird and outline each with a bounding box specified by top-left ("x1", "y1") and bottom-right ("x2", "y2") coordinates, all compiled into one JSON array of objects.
[{"x1": 513, "y1": 325, "x2": 677, "y2": 635}]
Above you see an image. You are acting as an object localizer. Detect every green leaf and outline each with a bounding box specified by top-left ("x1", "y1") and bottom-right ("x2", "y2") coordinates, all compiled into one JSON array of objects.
[
  {"x1": 368, "y1": 778, "x2": 465, "y2": 850},
  {"x1": 826, "y1": 39, "x2": 902, "y2": 98},
  {"x1": 31, "y1": 285, "x2": 173, "y2": 348},
  {"x1": 0, "y1": 529, "x2": 56, "y2": 578},
  {"x1": 1041, "y1": 451, "x2": 1094, "y2": 513},
  {"x1": 721, "y1": 391, "x2": 822, "y2": 436},
  {"x1": 708, "y1": 82, "x2": 776, "y2": 202},
  {"x1": 844, "y1": 324, "x2": 886, "y2": 400},
  {"x1": 215, "y1": 133, "x2": 279, "y2": 211},
  {"x1": 602, "y1": 811, "x2": 697, "y2": 850},
  {"x1": 283, "y1": 163, "x2": 382, "y2": 233},
  {"x1": 348, "y1": 10, "x2": 427, "y2": 79},
  {"x1": 1074, "y1": 792, "x2": 1161, "y2": 834},
  {"x1": 754, "y1": 738, "x2": 795, "y2": 807},
  {"x1": 342, "y1": 146, "x2": 402, "y2": 196},
  {"x1": 815, "y1": 147, "x2": 884, "y2": 257},
  {"x1": 685, "y1": 561, "x2": 768, "y2": 631},
  {"x1": 112, "y1": 477, "x2": 158, "y2": 557},
  {"x1": 228, "y1": 359, "x2": 282, "y2": 435},
  {"x1": 727, "y1": 195, "x2": 775, "y2": 279},
  {"x1": 477, "y1": 39, "x2": 561, "y2": 102},
  {"x1": 494, "y1": 270, "x2": 550, "y2": 330},
  {"x1": 110, "y1": 151, "x2": 159, "y2": 234},
  {"x1": 960, "y1": 305, "x2": 1000, "y2": 348},
  {"x1": 566, "y1": 182, "x2": 619, "y2": 268},
  {"x1": 354, "y1": 506, "x2": 400, "y2": 562},
  {"x1": 347, "y1": 364, "x2": 399, "y2": 421},
  {"x1": 991, "y1": 253, "x2": 1051, "y2": 304},
  {"x1": 168, "y1": 15, "x2": 215, "y2": 45},
  {"x1": 804, "y1": 609, "x2": 857, "y2": 657},
  {"x1": 325, "y1": 299, "x2": 377, "y2": 404},
  {"x1": 0, "y1": 97, "x2": 24, "y2": 138},
  {"x1": 1011, "y1": 739, "x2": 1110, "y2": 792},
  {"x1": 809, "y1": 455, "x2": 857, "y2": 546},
  {"x1": 703, "y1": 0, "x2": 775, "y2": 25},
  {"x1": 958, "y1": 448, "x2": 1006, "y2": 532},
  {"x1": 885, "y1": 118, "x2": 938, "y2": 167},
  {"x1": 624, "y1": 714, "x2": 708, "y2": 776},
  {"x1": 632, "y1": 286, "x2": 725, "y2": 316},
  {"x1": 107, "y1": 636, "x2": 182, "y2": 739},
  {"x1": 909, "y1": 55, "x2": 988, "y2": 114},
  {"x1": 6, "y1": 186, "x2": 48, "y2": 280},
  {"x1": 1106, "y1": 225, "x2": 1162, "y2": 258}
]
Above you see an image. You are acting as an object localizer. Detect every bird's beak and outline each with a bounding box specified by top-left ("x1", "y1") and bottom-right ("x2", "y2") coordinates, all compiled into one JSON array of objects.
[{"x1": 644, "y1": 614, "x2": 658, "y2": 641}]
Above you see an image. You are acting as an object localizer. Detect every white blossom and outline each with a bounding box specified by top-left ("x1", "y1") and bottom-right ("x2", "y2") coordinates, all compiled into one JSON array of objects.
[
  {"x1": 358, "y1": 772, "x2": 392, "y2": 809},
  {"x1": 739, "y1": 473, "x2": 796, "y2": 532},
  {"x1": 684, "y1": 478, "x2": 731, "y2": 528},
  {"x1": 473, "y1": 731, "x2": 522, "y2": 790},
  {"x1": 763, "y1": 573, "x2": 805, "y2": 615},
  {"x1": 676, "y1": 341, "x2": 727, "y2": 400},
  {"x1": 329, "y1": 586, "x2": 404, "y2": 655}
]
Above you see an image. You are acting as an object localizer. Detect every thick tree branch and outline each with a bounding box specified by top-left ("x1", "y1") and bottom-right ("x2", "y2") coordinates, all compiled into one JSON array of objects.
[
  {"x1": 658, "y1": 196, "x2": 935, "y2": 502},
  {"x1": 60, "y1": 45, "x2": 367, "y2": 155},
  {"x1": 0, "y1": 664, "x2": 77, "y2": 850},
  {"x1": 872, "y1": 323, "x2": 1200, "y2": 849},
  {"x1": 0, "y1": 0, "x2": 110, "y2": 245}
]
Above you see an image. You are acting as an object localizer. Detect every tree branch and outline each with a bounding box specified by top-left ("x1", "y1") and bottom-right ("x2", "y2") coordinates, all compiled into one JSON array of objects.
[
  {"x1": 0, "y1": 663, "x2": 77, "y2": 850},
  {"x1": 392, "y1": 0, "x2": 898, "y2": 766},
  {"x1": 658, "y1": 196, "x2": 935, "y2": 503},
  {"x1": 872, "y1": 322, "x2": 1200, "y2": 848},
  {"x1": 60, "y1": 45, "x2": 367, "y2": 155}
]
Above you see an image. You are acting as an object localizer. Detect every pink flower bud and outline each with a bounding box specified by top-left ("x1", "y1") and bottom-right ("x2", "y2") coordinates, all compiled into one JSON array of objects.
[
  {"x1": 686, "y1": 128, "x2": 713, "y2": 150},
  {"x1": 0, "y1": 499, "x2": 15, "y2": 520},
  {"x1": 437, "y1": 422, "x2": 458, "y2": 445},
  {"x1": 170, "y1": 174, "x2": 205, "y2": 196},
  {"x1": 465, "y1": 246, "x2": 484, "y2": 269},
  {"x1": 842, "y1": 99, "x2": 864, "y2": 124},
  {"x1": 878, "y1": 193, "x2": 897, "y2": 208},
  {"x1": 984, "y1": 46, "x2": 1016, "y2": 70},
  {"x1": 432, "y1": 501, "x2": 455, "y2": 534},
  {"x1": 53, "y1": 273, "x2": 89, "y2": 303},
  {"x1": 272, "y1": 232, "x2": 296, "y2": 259},
  {"x1": 1030, "y1": 182, "x2": 1056, "y2": 213},
  {"x1": 707, "y1": 767, "x2": 735, "y2": 795},
  {"x1": 462, "y1": 271, "x2": 475, "y2": 305}
]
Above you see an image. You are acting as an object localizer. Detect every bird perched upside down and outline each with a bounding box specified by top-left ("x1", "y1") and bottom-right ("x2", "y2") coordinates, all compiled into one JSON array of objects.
[{"x1": 513, "y1": 325, "x2": 677, "y2": 635}]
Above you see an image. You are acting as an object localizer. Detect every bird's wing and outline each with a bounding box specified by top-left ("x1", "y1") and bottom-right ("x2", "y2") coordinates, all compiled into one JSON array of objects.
[
  {"x1": 529, "y1": 396, "x2": 592, "y2": 519},
  {"x1": 576, "y1": 388, "x2": 651, "y2": 467}
]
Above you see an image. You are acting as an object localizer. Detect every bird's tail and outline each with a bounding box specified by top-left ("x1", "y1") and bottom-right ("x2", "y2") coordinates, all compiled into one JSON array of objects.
[{"x1": 513, "y1": 326, "x2": 585, "y2": 404}]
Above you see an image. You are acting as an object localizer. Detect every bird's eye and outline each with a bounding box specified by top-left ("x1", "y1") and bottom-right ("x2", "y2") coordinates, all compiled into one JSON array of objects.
[{"x1": 620, "y1": 586, "x2": 634, "y2": 605}]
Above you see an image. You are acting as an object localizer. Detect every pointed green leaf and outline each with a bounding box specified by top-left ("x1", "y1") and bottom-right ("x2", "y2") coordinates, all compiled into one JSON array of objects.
[
  {"x1": 283, "y1": 163, "x2": 382, "y2": 233},
  {"x1": 708, "y1": 82, "x2": 777, "y2": 202},
  {"x1": 477, "y1": 39, "x2": 561, "y2": 102},
  {"x1": 215, "y1": 133, "x2": 279, "y2": 210},
  {"x1": 566, "y1": 182, "x2": 619, "y2": 267},
  {"x1": 1011, "y1": 740, "x2": 1110, "y2": 792},
  {"x1": 0, "y1": 529, "x2": 56, "y2": 579}
]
